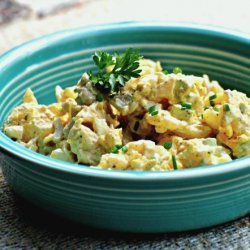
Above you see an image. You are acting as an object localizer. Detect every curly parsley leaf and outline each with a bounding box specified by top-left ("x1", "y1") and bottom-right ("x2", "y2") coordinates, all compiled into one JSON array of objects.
[
  {"x1": 87, "y1": 48, "x2": 143, "y2": 94},
  {"x1": 93, "y1": 51, "x2": 115, "y2": 71}
]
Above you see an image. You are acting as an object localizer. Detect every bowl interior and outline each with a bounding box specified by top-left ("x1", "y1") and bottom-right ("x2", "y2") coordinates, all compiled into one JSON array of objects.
[
  {"x1": 0, "y1": 23, "x2": 249, "y2": 175},
  {"x1": 0, "y1": 23, "x2": 249, "y2": 126}
]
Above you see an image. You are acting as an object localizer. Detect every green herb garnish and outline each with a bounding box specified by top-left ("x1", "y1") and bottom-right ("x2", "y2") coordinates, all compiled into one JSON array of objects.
[
  {"x1": 96, "y1": 93, "x2": 104, "y2": 102},
  {"x1": 223, "y1": 104, "x2": 230, "y2": 112},
  {"x1": 151, "y1": 110, "x2": 158, "y2": 116},
  {"x1": 210, "y1": 100, "x2": 215, "y2": 106},
  {"x1": 87, "y1": 49, "x2": 142, "y2": 94},
  {"x1": 163, "y1": 69, "x2": 169, "y2": 74},
  {"x1": 111, "y1": 144, "x2": 123, "y2": 154},
  {"x1": 181, "y1": 102, "x2": 192, "y2": 110},
  {"x1": 111, "y1": 146, "x2": 119, "y2": 154},
  {"x1": 173, "y1": 67, "x2": 182, "y2": 74},
  {"x1": 163, "y1": 142, "x2": 172, "y2": 150},
  {"x1": 172, "y1": 155, "x2": 178, "y2": 170},
  {"x1": 209, "y1": 94, "x2": 217, "y2": 100},
  {"x1": 213, "y1": 107, "x2": 219, "y2": 112},
  {"x1": 148, "y1": 105, "x2": 158, "y2": 116},
  {"x1": 121, "y1": 146, "x2": 128, "y2": 153}
]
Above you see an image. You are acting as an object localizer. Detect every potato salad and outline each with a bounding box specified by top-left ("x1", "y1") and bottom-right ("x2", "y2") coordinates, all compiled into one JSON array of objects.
[{"x1": 4, "y1": 49, "x2": 250, "y2": 171}]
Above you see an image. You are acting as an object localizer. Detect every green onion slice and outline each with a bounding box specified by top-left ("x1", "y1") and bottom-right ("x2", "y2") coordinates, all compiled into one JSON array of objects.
[
  {"x1": 210, "y1": 100, "x2": 215, "y2": 106},
  {"x1": 148, "y1": 106, "x2": 158, "y2": 116},
  {"x1": 151, "y1": 110, "x2": 158, "y2": 116},
  {"x1": 148, "y1": 105, "x2": 156, "y2": 113},
  {"x1": 173, "y1": 67, "x2": 182, "y2": 74},
  {"x1": 224, "y1": 104, "x2": 230, "y2": 112},
  {"x1": 209, "y1": 94, "x2": 217, "y2": 100},
  {"x1": 121, "y1": 146, "x2": 128, "y2": 153},
  {"x1": 172, "y1": 155, "x2": 178, "y2": 170},
  {"x1": 111, "y1": 144, "x2": 123, "y2": 154},
  {"x1": 111, "y1": 146, "x2": 119, "y2": 154},
  {"x1": 163, "y1": 142, "x2": 172, "y2": 150},
  {"x1": 181, "y1": 102, "x2": 192, "y2": 110}
]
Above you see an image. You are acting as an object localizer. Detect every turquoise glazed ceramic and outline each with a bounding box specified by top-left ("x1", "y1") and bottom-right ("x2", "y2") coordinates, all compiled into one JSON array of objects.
[{"x1": 0, "y1": 22, "x2": 249, "y2": 233}]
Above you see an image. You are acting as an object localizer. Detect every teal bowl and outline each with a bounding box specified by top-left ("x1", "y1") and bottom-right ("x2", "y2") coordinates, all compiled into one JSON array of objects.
[{"x1": 0, "y1": 22, "x2": 249, "y2": 233}]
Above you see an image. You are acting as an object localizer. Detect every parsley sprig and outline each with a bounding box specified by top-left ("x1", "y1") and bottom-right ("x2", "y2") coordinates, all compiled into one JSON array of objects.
[{"x1": 87, "y1": 49, "x2": 143, "y2": 94}]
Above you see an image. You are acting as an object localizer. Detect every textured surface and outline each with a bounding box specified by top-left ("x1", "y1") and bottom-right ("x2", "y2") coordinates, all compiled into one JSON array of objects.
[{"x1": 0, "y1": 167, "x2": 249, "y2": 249}]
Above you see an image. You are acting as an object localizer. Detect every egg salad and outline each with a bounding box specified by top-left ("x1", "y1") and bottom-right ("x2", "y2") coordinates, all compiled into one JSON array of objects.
[{"x1": 4, "y1": 49, "x2": 250, "y2": 171}]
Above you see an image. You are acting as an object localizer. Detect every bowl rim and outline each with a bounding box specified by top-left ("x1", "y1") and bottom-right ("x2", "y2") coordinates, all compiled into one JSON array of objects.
[{"x1": 0, "y1": 21, "x2": 249, "y2": 180}]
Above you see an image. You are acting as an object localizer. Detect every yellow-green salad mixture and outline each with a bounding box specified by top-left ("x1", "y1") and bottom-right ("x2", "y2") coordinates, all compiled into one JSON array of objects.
[{"x1": 4, "y1": 49, "x2": 250, "y2": 170}]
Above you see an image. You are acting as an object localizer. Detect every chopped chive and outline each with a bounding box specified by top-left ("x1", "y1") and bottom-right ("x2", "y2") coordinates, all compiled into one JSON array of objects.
[
  {"x1": 151, "y1": 110, "x2": 159, "y2": 116},
  {"x1": 204, "y1": 106, "x2": 209, "y2": 110},
  {"x1": 111, "y1": 146, "x2": 119, "y2": 154},
  {"x1": 224, "y1": 104, "x2": 230, "y2": 112},
  {"x1": 210, "y1": 100, "x2": 215, "y2": 106},
  {"x1": 172, "y1": 155, "x2": 178, "y2": 170},
  {"x1": 173, "y1": 67, "x2": 182, "y2": 74},
  {"x1": 201, "y1": 114, "x2": 204, "y2": 119},
  {"x1": 133, "y1": 121, "x2": 140, "y2": 131},
  {"x1": 121, "y1": 146, "x2": 128, "y2": 153},
  {"x1": 209, "y1": 94, "x2": 217, "y2": 100},
  {"x1": 213, "y1": 107, "x2": 219, "y2": 112},
  {"x1": 181, "y1": 102, "x2": 192, "y2": 110},
  {"x1": 163, "y1": 142, "x2": 172, "y2": 150},
  {"x1": 148, "y1": 105, "x2": 158, "y2": 116},
  {"x1": 163, "y1": 69, "x2": 169, "y2": 74},
  {"x1": 116, "y1": 145, "x2": 123, "y2": 150},
  {"x1": 111, "y1": 144, "x2": 123, "y2": 154},
  {"x1": 148, "y1": 105, "x2": 156, "y2": 113}
]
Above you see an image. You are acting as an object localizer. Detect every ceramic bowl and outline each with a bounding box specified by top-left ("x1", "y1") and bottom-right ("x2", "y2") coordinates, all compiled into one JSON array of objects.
[{"x1": 0, "y1": 22, "x2": 249, "y2": 233}]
